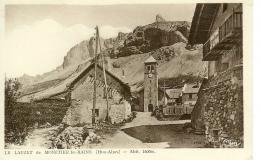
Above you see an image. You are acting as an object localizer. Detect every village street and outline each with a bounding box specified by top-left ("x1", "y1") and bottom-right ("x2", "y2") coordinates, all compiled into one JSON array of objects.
[
  {"x1": 6, "y1": 112, "x2": 205, "y2": 149},
  {"x1": 84, "y1": 112, "x2": 205, "y2": 148}
]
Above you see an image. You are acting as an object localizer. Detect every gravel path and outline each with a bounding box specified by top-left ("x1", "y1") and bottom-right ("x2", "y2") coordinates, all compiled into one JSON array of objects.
[
  {"x1": 121, "y1": 112, "x2": 190, "y2": 129},
  {"x1": 6, "y1": 126, "x2": 57, "y2": 149},
  {"x1": 7, "y1": 112, "x2": 201, "y2": 149},
  {"x1": 82, "y1": 112, "x2": 201, "y2": 148}
]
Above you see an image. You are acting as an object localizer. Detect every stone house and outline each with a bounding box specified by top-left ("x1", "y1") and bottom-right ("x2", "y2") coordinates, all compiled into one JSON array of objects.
[
  {"x1": 63, "y1": 63, "x2": 132, "y2": 125},
  {"x1": 162, "y1": 88, "x2": 182, "y2": 116},
  {"x1": 181, "y1": 83, "x2": 200, "y2": 114},
  {"x1": 18, "y1": 62, "x2": 132, "y2": 125},
  {"x1": 189, "y1": 3, "x2": 243, "y2": 147},
  {"x1": 165, "y1": 88, "x2": 182, "y2": 105}
]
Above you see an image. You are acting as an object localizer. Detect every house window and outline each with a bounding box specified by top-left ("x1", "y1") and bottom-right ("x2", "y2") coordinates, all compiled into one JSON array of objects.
[
  {"x1": 95, "y1": 109, "x2": 99, "y2": 117},
  {"x1": 189, "y1": 93, "x2": 192, "y2": 99},
  {"x1": 212, "y1": 129, "x2": 219, "y2": 140},
  {"x1": 151, "y1": 65, "x2": 154, "y2": 72},
  {"x1": 223, "y1": 3, "x2": 228, "y2": 13},
  {"x1": 222, "y1": 63, "x2": 229, "y2": 71}
]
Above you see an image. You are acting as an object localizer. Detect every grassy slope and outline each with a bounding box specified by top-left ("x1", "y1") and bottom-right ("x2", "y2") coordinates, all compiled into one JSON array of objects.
[
  {"x1": 110, "y1": 42, "x2": 206, "y2": 91},
  {"x1": 19, "y1": 42, "x2": 205, "y2": 96}
]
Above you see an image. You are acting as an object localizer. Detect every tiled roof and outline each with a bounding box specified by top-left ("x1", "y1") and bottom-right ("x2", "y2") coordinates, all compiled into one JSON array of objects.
[
  {"x1": 144, "y1": 56, "x2": 157, "y2": 63},
  {"x1": 166, "y1": 88, "x2": 182, "y2": 99},
  {"x1": 182, "y1": 83, "x2": 201, "y2": 94},
  {"x1": 18, "y1": 62, "x2": 129, "y2": 102}
]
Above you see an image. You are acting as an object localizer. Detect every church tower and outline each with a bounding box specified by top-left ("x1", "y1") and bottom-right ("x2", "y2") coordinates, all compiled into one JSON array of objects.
[{"x1": 143, "y1": 56, "x2": 158, "y2": 112}]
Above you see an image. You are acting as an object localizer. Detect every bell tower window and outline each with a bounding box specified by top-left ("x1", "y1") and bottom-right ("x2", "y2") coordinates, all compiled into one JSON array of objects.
[{"x1": 146, "y1": 65, "x2": 155, "y2": 73}]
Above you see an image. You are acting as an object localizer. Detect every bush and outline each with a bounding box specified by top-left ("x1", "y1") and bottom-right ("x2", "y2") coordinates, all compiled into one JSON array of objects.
[
  {"x1": 5, "y1": 97, "x2": 69, "y2": 145},
  {"x1": 122, "y1": 111, "x2": 137, "y2": 123},
  {"x1": 151, "y1": 106, "x2": 164, "y2": 120},
  {"x1": 5, "y1": 78, "x2": 24, "y2": 145}
]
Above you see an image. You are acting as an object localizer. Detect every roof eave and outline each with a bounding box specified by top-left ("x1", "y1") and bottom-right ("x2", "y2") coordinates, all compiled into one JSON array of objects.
[{"x1": 188, "y1": 3, "x2": 220, "y2": 45}]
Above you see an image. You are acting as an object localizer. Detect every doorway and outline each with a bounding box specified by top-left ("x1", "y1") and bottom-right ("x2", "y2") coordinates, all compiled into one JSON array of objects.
[{"x1": 148, "y1": 104, "x2": 153, "y2": 112}]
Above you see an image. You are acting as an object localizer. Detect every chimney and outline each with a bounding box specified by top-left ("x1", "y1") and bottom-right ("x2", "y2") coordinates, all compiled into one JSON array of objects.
[{"x1": 122, "y1": 69, "x2": 125, "y2": 78}]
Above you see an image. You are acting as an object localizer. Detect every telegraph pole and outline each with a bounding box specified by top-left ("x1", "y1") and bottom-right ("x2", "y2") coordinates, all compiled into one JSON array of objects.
[
  {"x1": 163, "y1": 80, "x2": 166, "y2": 106},
  {"x1": 92, "y1": 26, "x2": 99, "y2": 125},
  {"x1": 97, "y1": 26, "x2": 110, "y2": 122}
]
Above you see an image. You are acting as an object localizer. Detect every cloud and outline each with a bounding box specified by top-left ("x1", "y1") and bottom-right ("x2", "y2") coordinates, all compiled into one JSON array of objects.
[{"x1": 3, "y1": 19, "x2": 131, "y2": 77}]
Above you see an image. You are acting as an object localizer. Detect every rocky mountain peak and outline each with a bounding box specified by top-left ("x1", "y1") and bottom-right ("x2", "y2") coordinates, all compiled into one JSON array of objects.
[{"x1": 156, "y1": 14, "x2": 166, "y2": 22}]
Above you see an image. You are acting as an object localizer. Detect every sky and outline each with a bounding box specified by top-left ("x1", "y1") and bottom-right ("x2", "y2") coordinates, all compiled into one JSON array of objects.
[{"x1": 3, "y1": 4, "x2": 195, "y2": 77}]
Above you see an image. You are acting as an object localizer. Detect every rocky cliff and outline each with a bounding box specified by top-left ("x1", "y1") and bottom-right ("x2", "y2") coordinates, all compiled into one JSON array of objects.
[
  {"x1": 113, "y1": 19, "x2": 190, "y2": 58},
  {"x1": 62, "y1": 40, "x2": 91, "y2": 69},
  {"x1": 18, "y1": 15, "x2": 203, "y2": 96}
]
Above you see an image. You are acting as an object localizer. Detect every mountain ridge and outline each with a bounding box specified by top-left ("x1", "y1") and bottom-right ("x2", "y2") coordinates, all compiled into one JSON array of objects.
[{"x1": 17, "y1": 16, "x2": 204, "y2": 97}]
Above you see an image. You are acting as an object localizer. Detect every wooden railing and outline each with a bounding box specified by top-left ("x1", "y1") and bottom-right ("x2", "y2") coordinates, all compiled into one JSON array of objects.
[
  {"x1": 203, "y1": 38, "x2": 211, "y2": 59},
  {"x1": 163, "y1": 105, "x2": 194, "y2": 115},
  {"x1": 219, "y1": 11, "x2": 242, "y2": 42},
  {"x1": 203, "y1": 9, "x2": 242, "y2": 60}
]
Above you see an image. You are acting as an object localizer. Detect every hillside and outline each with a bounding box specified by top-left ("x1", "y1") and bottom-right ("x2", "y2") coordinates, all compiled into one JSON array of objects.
[
  {"x1": 110, "y1": 42, "x2": 206, "y2": 92},
  {"x1": 17, "y1": 15, "x2": 205, "y2": 99}
]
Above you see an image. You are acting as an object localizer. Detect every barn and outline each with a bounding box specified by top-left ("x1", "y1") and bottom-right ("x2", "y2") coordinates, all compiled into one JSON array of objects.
[{"x1": 18, "y1": 62, "x2": 132, "y2": 125}]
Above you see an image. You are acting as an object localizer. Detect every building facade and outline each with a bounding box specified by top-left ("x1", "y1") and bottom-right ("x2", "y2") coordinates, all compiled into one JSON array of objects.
[
  {"x1": 182, "y1": 83, "x2": 200, "y2": 114},
  {"x1": 143, "y1": 56, "x2": 159, "y2": 112},
  {"x1": 189, "y1": 3, "x2": 243, "y2": 147},
  {"x1": 165, "y1": 88, "x2": 182, "y2": 105},
  {"x1": 62, "y1": 64, "x2": 132, "y2": 125}
]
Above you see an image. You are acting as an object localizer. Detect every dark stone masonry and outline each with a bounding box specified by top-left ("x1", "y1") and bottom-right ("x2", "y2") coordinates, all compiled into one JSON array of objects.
[{"x1": 192, "y1": 65, "x2": 243, "y2": 148}]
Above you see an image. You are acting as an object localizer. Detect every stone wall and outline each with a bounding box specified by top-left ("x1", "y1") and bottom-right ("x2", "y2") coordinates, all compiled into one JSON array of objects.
[
  {"x1": 62, "y1": 66, "x2": 131, "y2": 126},
  {"x1": 109, "y1": 100, "x2": 131, "y2": 124},
  {"x1": 196, "y1": 65, "x2": 243, "y2": 147},
  {"x1": 191, "y1": 79, "x2": 208, "y2": 134}
]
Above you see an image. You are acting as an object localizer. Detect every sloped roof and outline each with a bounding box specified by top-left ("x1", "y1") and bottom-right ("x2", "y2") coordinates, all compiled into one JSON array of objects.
[
  {"x1": 18, "y1": 62, "x2": 129, "y2": 102},
  {"x1": 70, "y1": 63, "x2": 129, "y2": 89},
  {"x1": 188, "y1": 3, "x2": 220, "y2": 45},
  {"x1": 182, "y1": 83, "x2": 201, "y2": 94},
  {"x1": 137, "y1": 86, "x2": 169, "y2": 98},
  {"x1": 144, "y1": 56, "x2": 157, "y2": 63},
  {"x1": 165, "y1": 88, "x2": 182, "y2": 99}
]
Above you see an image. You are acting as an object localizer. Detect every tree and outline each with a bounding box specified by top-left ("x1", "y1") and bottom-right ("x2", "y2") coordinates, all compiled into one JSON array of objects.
[
  {"x1": 5, "y1": 78, "x2": 22, "y2": 144},
  {"x1": 5, "y1": 78, "x2": 20, "y2": 107}
]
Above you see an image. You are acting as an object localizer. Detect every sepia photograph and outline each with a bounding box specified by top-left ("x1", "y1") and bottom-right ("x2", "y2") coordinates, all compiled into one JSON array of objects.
[{"x1": 2, "y1": 1, "x2": 246, "y2": 152}]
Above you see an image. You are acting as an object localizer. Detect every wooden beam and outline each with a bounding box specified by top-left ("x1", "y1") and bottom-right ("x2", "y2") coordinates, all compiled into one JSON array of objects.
[{"x1": 92, "y1": 26, "x2": 98, "y2": 125}]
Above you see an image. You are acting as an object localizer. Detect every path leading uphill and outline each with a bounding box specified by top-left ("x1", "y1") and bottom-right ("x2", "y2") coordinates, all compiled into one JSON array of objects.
[{"x1": 6, "y1": 126, "x2": 57, "y2": 149}]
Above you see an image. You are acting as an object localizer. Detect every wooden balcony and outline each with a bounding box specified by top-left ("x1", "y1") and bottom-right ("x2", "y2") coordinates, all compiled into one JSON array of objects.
[{"x1": 203, "y1": 9, "x2": 242, "y2": 61}]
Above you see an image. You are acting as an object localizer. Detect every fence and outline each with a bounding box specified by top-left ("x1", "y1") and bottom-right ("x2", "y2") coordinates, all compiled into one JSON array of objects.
[{"x1": 163, "y1": 104, "x2": 194, "y2": 115}]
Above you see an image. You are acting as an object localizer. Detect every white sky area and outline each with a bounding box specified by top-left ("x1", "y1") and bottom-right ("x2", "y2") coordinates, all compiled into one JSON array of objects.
[
  {"x1": 3, "y1": 19, "x2": 131, "y2": 77},
  {"x1": 3, "y1": 4, "x2": 195, "y2": 77}
]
